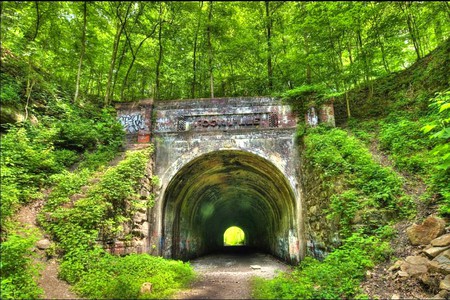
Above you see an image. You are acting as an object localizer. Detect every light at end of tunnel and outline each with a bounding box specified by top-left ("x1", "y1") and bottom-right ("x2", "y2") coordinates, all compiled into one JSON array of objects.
[{"x1": 223, "y1": 226, "x2": 246, "y2": 246}]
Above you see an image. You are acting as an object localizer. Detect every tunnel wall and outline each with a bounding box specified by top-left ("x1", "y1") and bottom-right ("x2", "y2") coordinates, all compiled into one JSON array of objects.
[{"x1": 148, "y1": 97, "x2": 305, "y2": 264}]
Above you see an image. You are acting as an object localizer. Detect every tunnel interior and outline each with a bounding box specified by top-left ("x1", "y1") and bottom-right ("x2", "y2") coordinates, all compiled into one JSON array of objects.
[{"x1": 162, "y1": 150, "x2": 300, "y2": 264}]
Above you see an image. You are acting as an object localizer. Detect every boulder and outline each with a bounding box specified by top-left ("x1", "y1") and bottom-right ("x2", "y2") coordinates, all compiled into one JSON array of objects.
[
  {"x1": 424, "y1": 246, "x2": 450, "y2": 259},
  {"x1": 401, "y1": 262, "x2": 428, "y2": 277},
  {"x1": 431, "y1": 250, "x2": 450, "y2": 275},
  {"x1": 388, "y1": 260, "x2": 403, "y2": 272},
  {"x1": 405, "y1": 255, "x2": 430, "y2": 265},
  {"x1": 36, "y1": 239, "x2": 51, "y2": 250},
  {"x1": 140, "y1": 282, "x2": 153, "y2": 295},
  {"x1": 440, "y1": 275, "x2": 450, "y2": 291},
  {"x1": 406, "y1": 216, "x2": 446, "y2": 246},
  {"x1": 431, "y1": 234, "x2": 450, "y2": 247}
]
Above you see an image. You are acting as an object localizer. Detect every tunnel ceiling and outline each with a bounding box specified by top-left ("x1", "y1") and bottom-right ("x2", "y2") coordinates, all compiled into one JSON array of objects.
[{"x1": 163, "y1": 150, "x2": 298, "y2": 261}]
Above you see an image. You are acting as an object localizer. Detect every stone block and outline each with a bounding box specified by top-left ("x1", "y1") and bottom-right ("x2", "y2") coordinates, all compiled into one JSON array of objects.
[
  {"x1": 424, "y1": 246, "x2": 450, "y2": 259},
  {"x1": 401, "y1": 261, "x2": 428, "y2": 277},
  {"x1": 432, "y1": 234, "x2": 450, "y2": 247},
  {"x1": 431, "y1": 250, "x2": 450, "y2": 274},
  {"x1": 407, "y1": 216, "x2": 446, "y2": 246}
]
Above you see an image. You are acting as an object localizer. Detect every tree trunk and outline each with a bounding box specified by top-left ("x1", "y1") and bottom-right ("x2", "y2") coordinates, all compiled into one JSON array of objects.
[
  {"x1": 120, "y1": 19, "x2": 156, "y2": 101},
  {"x1": 207, "y1": 1, "x2": 214, "y2": 98},
  {"x1": 401, "y1": 2, "x2": 422, "y2": 60},
  {"x1": 74, "y1": 1, "x2": 87, "y2": 104},
  {"x1": 104, "y1": 3, "x2": 131, "y2": 107},
  {"x1": 191, "y1": 1, "x2": 203, "y2": 99},
  {"x1": 155, "y1": 2, "x2": 164, "y2": 101},
  {"x1": 265, "y1": 1, "x2": 273, "y2": 92},
  {"x1": 31, "y1": 2, "x2": 41, "y2": 41}
]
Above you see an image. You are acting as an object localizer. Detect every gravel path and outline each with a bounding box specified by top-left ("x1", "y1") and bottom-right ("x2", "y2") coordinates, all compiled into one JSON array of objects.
[{"x1": 173, "y1": 248, "x2": 292, "y2": 299}]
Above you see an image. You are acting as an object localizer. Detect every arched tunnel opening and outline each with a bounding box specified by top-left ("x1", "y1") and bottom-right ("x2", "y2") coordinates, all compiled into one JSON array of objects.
[
  {"x1": 223, "y1": 226, "x2": 246, "y2": 246},
  {"x1": 162, "y1": 150, "x2": 300, "y2": 264}
]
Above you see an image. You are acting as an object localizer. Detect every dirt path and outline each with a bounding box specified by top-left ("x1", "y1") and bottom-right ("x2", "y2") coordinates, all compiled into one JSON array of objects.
[
  {"x1": 15, "y1": 199, "x2": 78, "y2": 299},
  {"x1": 173, "y1": 249, "x2": 292, "y2": 299}
]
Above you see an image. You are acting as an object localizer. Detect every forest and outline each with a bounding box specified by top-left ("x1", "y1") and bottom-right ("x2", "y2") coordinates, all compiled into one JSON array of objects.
[{"x1": 1, "y1": 1, "x2": 449, "y2": 299}]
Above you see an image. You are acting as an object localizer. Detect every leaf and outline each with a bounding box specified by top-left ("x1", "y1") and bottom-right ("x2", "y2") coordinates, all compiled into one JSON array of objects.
[
  {"x1": 421, "y1": 124, "x2": 436, "y2": 134},
  {"x1": 439, "y1": 103, "x2": 450, "y2": 113}
]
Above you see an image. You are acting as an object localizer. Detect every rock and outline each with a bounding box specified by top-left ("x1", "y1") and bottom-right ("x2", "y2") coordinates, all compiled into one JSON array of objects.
[
  {"x1": 407, "y1": 216, "x2": 446, "y2": 246},
  {"x1": 250, "y1": 265, "x2": 261, "y2": 269},
  {"x1": 420, "y1": 273, "x2": 442, "y2": 290},
  {"x1": 438, "y1": 290, "x2": 449, "y2": 299},
  {"x1": 36, "y1": 239, "x2": 51, "y2": 250},
  {"x1": 421, "y1": 273, "x2": 431, "y2": 286},
  {"x1": 140, "y1": 282, "x2": 152, "y2": 295},
  {"x1": 405, "y1": 255, "x2": 430, "y2": 265},
  {"x1": 388, "y1": 260, "x2": 403, "y2": 272},
  {"x1": 432, "y1": 234, "x2": 450, "y2": 247},
  {"x1": 440, "y1": 275, "x2": 450, "y2": 291},
  {"x1": 401, "y1": 262, "x2": 428, "y2": 277},
  {"x1": 133, "y1": 212, "x2": 147, "y2": 223},
  {"x1": 424, "y1": 246, "x2": 450, "y2": 259},
  {"x1": 432, "y1": 250, "x2": 450, "y2": 275},
  {"x1": 391, "y1": 294, "x2": 400, "y2": 300},
  {"x1": 398, "y1": 271, "x2": 409, "y2": 278}
]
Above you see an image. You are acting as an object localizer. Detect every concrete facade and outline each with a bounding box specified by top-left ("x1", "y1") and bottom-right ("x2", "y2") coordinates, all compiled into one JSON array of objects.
[{"x1": 116, "y1": 97, "x2": 306, "y2": 264}]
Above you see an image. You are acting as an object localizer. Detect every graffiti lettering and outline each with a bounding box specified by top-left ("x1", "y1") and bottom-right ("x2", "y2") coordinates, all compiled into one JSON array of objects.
[
  {"x1": 193, "y1": 116, "x2": 263, "y2": 129},
  {"x1": 118, "y1": 113, "x2": 146, "y2": 133}
]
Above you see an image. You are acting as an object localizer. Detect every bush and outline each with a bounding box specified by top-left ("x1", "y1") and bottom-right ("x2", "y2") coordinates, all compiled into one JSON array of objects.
[
  {"x1": 304, "y1": 126, "x2": 411, "y2": 236},
  {"x1": 253, "y1": 232, "x2": 391, "y2": 299},
  {"x1": 73, "y1": 254, "x2": 195, "y2": 299},
  {"x1": 0, "y1": 231, "x2": 43, "y2": 299},
  {"x1": 422, "y1": 90, "x2": 450, "y2": 217}
]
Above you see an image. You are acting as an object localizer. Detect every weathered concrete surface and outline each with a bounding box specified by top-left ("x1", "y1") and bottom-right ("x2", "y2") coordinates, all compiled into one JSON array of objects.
[
  {"x1": 148, "y1": 97, "x2": 304, "y2": 264},
  {"x1": 115, "y1": 99, "x2": 153, "y2": 144}
]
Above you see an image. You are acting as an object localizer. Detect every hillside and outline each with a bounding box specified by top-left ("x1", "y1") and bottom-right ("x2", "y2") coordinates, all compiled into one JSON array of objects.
[{"x1": 334, "y1": 37, "x2": 450, "y2": 124}]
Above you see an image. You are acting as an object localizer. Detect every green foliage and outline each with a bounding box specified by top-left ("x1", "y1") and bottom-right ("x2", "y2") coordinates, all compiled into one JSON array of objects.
[
  {"x1": 41, "y1": 149, "x2": 151, "y2": 253},
  {"x1": 280, "y1": 84, "x2": 329, "y2": 117},
  {"x1": 253, "y1": 232, "x2": 391, "y2": 299},
  {"x1": 36, "y1": 145, "x2": 193, "y2": 299},
  {"x1": 346, "y1": 90, "x2": 449, "y2": 217},
  {"x1": 422, "y1": 90, "x2": 450, "y2": 216},
  {"x1": 0, "y1": 230, "x2": 43, "y2": 299},
  {"x1": 0, "y1": 73, "x2": 22, "y2": 104},
  {"x1": 303, "y1": 126, "x2": 411, "y2": 235},
  {"x1": 1, "y1": 2, "x2": 447, "y2": 103},
  {"x1": 378, "y1": 116, "x2": 435, "y2": 174},
  {"x1": 72, "y1": 254, "x2": 195, "y2": 299}
]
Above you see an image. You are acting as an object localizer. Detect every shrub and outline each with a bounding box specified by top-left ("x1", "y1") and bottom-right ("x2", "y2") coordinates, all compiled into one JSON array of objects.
[
  {"x1": 0, "y1": 231, "x2": 43, "y2": 299},
  {"x1": 73, "y1": 254, "x2": 195, "y2": 299},
  {"x1": 253, "y1": 232, "x2": 391, "y2": 299}
]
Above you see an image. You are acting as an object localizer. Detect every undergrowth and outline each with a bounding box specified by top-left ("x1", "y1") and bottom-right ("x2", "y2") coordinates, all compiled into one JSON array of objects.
[
  {"x1": 37, "y1": 147, "x2": 194, "y2": 299},
  {"x1": 253, "y1": 229, "x2": 392, "y2": 299},
  {"x1": 347, "y1": 90, "x2": 450, "y2": 217},
  {"x1": 253, "y1": 123, "x2": 410, "y2": 299}
]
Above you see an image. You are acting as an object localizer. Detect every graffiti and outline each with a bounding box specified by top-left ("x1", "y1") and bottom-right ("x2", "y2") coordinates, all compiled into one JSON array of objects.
[
  {"x1": 306, "y1": 107, "x2": 318, "y2": 126},
  {"x1": 118, "y1": 113, "x2": 146, "y2": 133},
  {"x1": 171, "y1": 113, "x2": 279, "y2": 132}
]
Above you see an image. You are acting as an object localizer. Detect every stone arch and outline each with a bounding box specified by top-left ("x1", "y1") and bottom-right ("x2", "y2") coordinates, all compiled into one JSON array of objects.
[{"x1": 160, "y1": 149, "x2": 301, "y2": 264}]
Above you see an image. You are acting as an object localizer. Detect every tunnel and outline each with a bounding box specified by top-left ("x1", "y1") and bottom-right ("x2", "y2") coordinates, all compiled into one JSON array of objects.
[{"x1": 161, "y1": 150, "x2": 300, "y2": 264}]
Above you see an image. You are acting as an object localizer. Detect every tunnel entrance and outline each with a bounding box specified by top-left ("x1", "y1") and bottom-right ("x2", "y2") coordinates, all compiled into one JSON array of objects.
[
  {"x1": 224, "y1": 226, "x2": 246, "y2": 246},
  {"x1": 162, "y1": 150, "x2": 300, "y2": 264}
]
